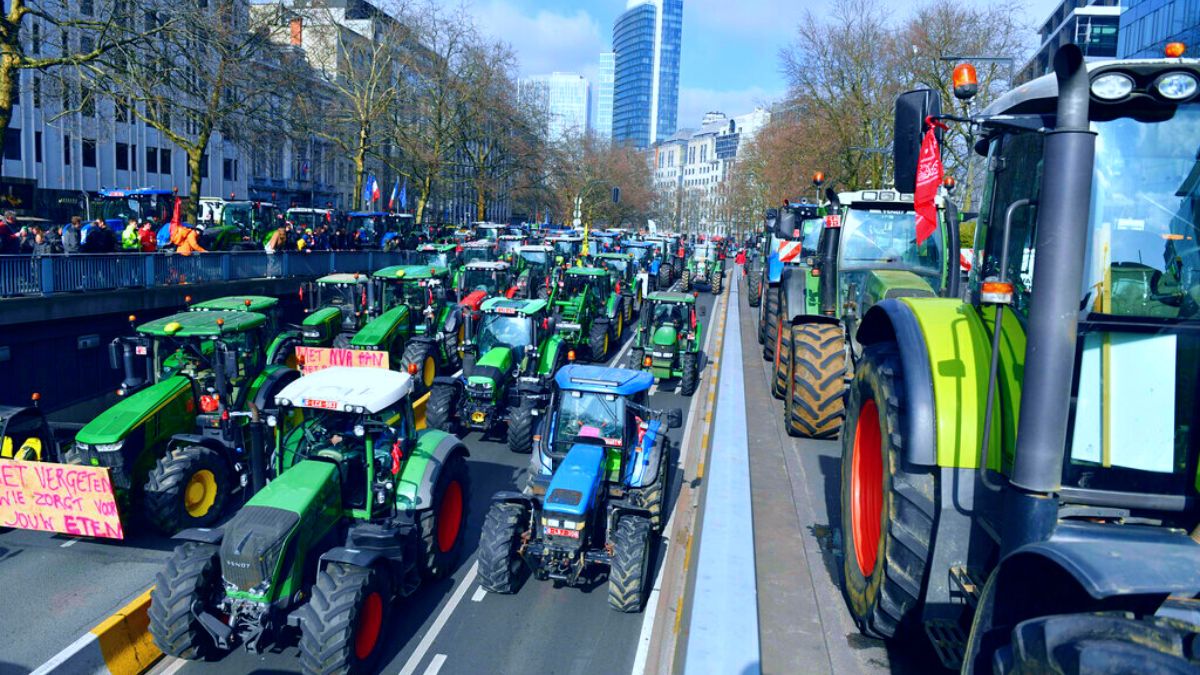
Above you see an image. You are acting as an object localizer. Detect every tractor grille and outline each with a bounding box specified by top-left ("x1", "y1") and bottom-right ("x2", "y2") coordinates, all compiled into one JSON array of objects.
[{"x1": 220, "y1": 506, "x2": 298, "y2": 592}]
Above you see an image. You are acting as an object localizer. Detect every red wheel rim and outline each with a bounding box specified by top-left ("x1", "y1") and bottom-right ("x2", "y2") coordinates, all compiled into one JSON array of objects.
[
  {"x1": 354, "y1": 591, "x2": 383, "y2": 660},
  {"x1": 851, "y1": 399, "x2": 883, "y2": 577},
  {"x1": 437, "y1": 480, "x2": 464, "y2": 553}
]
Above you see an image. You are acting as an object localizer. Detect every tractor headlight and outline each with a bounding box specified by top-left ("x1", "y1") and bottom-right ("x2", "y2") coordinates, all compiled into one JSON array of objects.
[
  {"x1": 353, "y1": 424, "x2": 365, "y2": 437},
  {"x1": 302, "y1": 329, "x2": 321, "y2": 339},
  {"x1": 1155, "y1": 72, "x2": 1198, "y2": 100},
  {"x1": 95, "y1": 441, "x2": 124, "y2": 453},
  {"x1": 1091, "y1": 72, "x2": 1134, "y2": 100},
  {"x1": 266, "y1": 415, "x2": 277, "y2": 427}
]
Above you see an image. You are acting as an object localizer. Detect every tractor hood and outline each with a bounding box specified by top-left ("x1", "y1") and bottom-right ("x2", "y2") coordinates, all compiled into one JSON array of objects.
[
  {"x1": 76, "y1": 376, "x2": 192, "y2": 445},
  {"x1": 352, "y1": 305, "x2": 410, "y2": 348},
  {"x1": 467, "y1": 346, "x2": 513, "y2": 387},
  {"x1": 864, "y1": 270, "x2": 935, "y2": 305},
  {"x1": 245, "y1": 458, "x2": 340, "y2": 514},
  {"x1": 651, "y1": 325, "x2": 678, "y2": 347},
  {"x1": 543, "y1": 443, "x2": 605, "y2": 517},
  {"x1": 302, "y1": 306, "x2": 342, "y2": 328}
]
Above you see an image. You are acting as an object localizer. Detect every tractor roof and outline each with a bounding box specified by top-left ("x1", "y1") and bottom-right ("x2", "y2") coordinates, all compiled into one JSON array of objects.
[
  {"x1": 646, "y1": 291, "x2": 696, "y2": 304},
  {"x1": 316, "y1": 273, "x2": 370, "y2": 285},
  {"x1": 465, "y1": 261, "x2": 509, "y2": 270},
  {"x1": 275, "y1": 366, "x2": 413, "y2": 413},
  {"x1": 623, "y1": 241, "x2": 654, "y2": 248},
  {"x1": 596, "y1": 252, "x2": 632, "y2": 260},
  {"x1": 419, "y1": 243, "x2": 457, "y2": 252},
  {"x1": 190, "y1": 295, "x2": 279, "y2": 312},
  {"x1": 839, "y1": 189, "x2": 914, "y2": 207},
  {"x1": 348, "y1": 211, "x2": 388, "y2": 217},
  {"x1": 374, "y1": 264, "x2": 448, "y2": 280},
  {"x1": 138, "y1": 310, "x2": 265, "y2": 337},
  {"x1": 287, "y1": 207, "x2": 333, "y2": 214},
  {"x1": 548, "y1": 234, "x2": 583, "y2": 242},
  {"x1": 482, "y1": 297, "x2": 548, "y2": 315},
  {"x1": 518, "y1": 245, "x2": 554, "y2": 253},
  {"x1": 463, "y1": 240, "x2": 493, "y2": 248},
  {"x1": 565, "y1": 266, "x2": 608, "y2": 277},
  {"x1": 98, "y1": 187, "x2": 173, "y2": 197},
  {"x1": 555, "y1": 364, "x2": 653, "y2": 396},
  {"x1": 498, "y1": 234, "x2": 524, "y2": 241}
]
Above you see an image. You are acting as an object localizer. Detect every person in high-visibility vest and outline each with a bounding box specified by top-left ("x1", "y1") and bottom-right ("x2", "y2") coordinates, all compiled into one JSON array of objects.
[{"x1": 121, "y1": 218, "x2": 140, "y2": 251}]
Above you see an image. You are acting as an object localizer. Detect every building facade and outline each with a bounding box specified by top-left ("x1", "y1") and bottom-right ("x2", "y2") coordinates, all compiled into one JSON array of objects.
[
  {"x1": 518, "y1": 72, "x2": 592, "y2": 141},
  {"x1": 612, "y1": 0, "x2": 683, "y2": 150},
  {"x1": 594, "y1": 52, "x2": 615, "y2": 138},
  {"x1": 1016, "y1": 0, "x2": 1121, "y2": 84},
  {"x1": 1119, "y1": 0, "x2": 1200, "y2": 57}
]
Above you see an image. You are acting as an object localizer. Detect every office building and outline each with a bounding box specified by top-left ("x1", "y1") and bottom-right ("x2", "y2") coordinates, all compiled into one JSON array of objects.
[
  {"x1": 1120, "y1": 0, "x2": 1200, "y2": 57},
  {"x1": 594, "y1": 52, "x2": 615, "y2": 138},
  {"x1": 1016, "y1": 0, "x2": 1121, "y2": 84},
  {"x1": 519, "y1": 72, "x2": 592, "y2": 141},
  {"x1": 612, "y1": 0, "x2": 683, "y2": 149}
]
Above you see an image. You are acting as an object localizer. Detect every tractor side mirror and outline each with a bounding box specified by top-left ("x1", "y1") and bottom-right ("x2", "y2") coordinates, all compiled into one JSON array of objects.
[
  {"x1": 775, "y1": 209, "x2": 797, "y2": 240},
  {"x1": 825, "y1": 188, "x2": 841, "y2": 210},
  {"x1": 893, "y1": 88, "x2": 942, "y2": 193},
  {"x1": 108, "y1": 340, "x2": 121, "y2": 370},
  {"x1": 667, "y1": 408, "x2": 683, "y2": 429}
]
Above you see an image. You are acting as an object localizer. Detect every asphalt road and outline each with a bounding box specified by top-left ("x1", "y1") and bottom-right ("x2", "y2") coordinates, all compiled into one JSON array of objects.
[{"x1": 156, "y1": 283, "x2": 721, "y2": 675}]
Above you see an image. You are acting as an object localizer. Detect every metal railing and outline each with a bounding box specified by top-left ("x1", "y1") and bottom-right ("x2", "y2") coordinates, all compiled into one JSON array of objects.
[{"x1": 0, "y1": 250, "x2": 424, "y2": 298}]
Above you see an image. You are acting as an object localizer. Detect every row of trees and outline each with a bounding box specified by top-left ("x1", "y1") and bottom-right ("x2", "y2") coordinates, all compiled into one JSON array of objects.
[
  {"x1": 1, "y1": 0, "x2": 638, "y2": 226},
  {"x1": 726, "y1": 0, "x2": 1031, "y2": 235}
]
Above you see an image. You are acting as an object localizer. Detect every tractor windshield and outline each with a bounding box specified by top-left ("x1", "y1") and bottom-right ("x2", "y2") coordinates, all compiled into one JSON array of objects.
[
  {"x1": 288, "y1": 211, "x2": 327, "y2": 230},
  {"x1": 554, "y1": 239, "x2": 581, "y2": 257},
  {"x1": 462, "y1": 268, "x2": 503, "y2": 294},
  {"x1": 694, "y1": 244, "x2": 717, "y2": 261},
  {"x1": 279, "y1": 409, "x2": 368, "y2": 467},
  {"x1": 554, "y1": 391, "x2": 625, "y2": 449},
  {"x1": 319, "y1": 283, "x2": 369, "y2": 315},
  {"x1": 627, "y1": 246, "x2": 650, "y2": 264},
  {"x1": 462, "y1": 247, "x2": 493, "y2": 264},
  {"x1": 222, "y1": 204, "x2": 253, "y2": 230},
  {"x1": 418, "y1": 250, "x2": 451, "y2": 268},
  {"x1": 603, "y1": 259, "x2": 630, "y2": 275},
  {"x1": 652, "y1": 302, "x2": 687, "y2": 326},
  {"x1": 520, "y1": 250, "x2": 549, "y2": 267},
  {"x1": 475, "y1": 314, "x2": 533, "y2": 353},
  {"x1": 383, "y1": 280, "x2": 434, "y2": 310},
  {"x1": 97, "y1": 194, "x2": 168, "y2": 224},
  {"x1": 498, "y1": 239, "x2": 523, "y2": 256},
  {"x1": 840, "y1": 208, "x2": 943, "y2": 276}
]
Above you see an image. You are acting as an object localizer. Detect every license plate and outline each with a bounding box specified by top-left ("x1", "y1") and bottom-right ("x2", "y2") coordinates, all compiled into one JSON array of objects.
[
  {"x1": 135, "y1": 346, "x2": 148, "y2": 355},
  {"x1": 545, "y1": 526, "x2": 578, "y2": 538}
]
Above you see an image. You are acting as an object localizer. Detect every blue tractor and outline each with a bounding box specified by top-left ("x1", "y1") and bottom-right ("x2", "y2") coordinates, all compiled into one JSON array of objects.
[{"x1": 477, "y1": 364, "x2": 681, "y2": 612}]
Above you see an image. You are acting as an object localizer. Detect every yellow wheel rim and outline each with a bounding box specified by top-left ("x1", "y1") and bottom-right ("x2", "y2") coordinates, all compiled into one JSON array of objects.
[
  {"x1": 184, "y1": 469, "x2": 218, "y2": 518},
  {"x1": 617, "y1": 313, "x2": 623, "y2": 338},
  {"x1": 423, "y1": 356, "x2": 436, "y2": 387},
  {"x1": 603, "y1": 333, "x2": 609, "y2": 356}
]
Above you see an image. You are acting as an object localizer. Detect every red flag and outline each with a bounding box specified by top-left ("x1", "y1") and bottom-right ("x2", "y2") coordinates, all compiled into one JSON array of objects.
[
  {"x1": 169, "y1": 196, "x2": 183, "y2": 240},
  {"x1": 914, "y1": 116, "x2": 947, "y2": 245}
]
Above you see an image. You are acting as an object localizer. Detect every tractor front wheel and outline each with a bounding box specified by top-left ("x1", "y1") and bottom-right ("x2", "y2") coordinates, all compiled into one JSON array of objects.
[
  {"x1": 418, "y1": 452, "x2": 470, "y2": 579},
  {"x1": 506, "y1": 399, "x2": 537, "y2": 454},
  {"x1": 711, "y1": 269, "x2": 723, "y2": 294},
  {"x1": 148, "y1": 542, "x2": 225, "y2": 660},
  {"x1": 840, "y1": 343, "x2": 935, "y2": 639},
  {"x1": 144, "y1": 445, "x2": 232, "y2": 535},
  {"x1": 299, "y1": 563, "x2": 391, "y2": 675},
  {"x1": 426, "y1": 384, "x2": 457, "y2": 433},
  {"x1": 680, "y1": 352, "x2": 699, "y2": 396},
  {"x1": 477, "y1": 501, "x2": 530, "y2": 594},
  {"x1": 787, "y1": 323, "x2": 847, "y2": 439},
  {"x1": 608, "y1": 514, "x2": 652, "y2": 613},
  {"x1": 747, "y1": 270, "x2": 762, "y2": 307},
  {"x1": 628, "y1": 347, "x2": 645, "y2": 370},
  {"x1": 401, "y1": 341, "x2": 438, "y2": 397},
  {"x1": 588, "y1": 320, "x2": 610, "y2": 362}
]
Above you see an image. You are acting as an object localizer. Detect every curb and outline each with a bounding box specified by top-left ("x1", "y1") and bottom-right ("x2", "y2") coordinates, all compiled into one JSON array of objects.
[{"x1": 32, "y1": 589, "x2": 161, "y2": 675}]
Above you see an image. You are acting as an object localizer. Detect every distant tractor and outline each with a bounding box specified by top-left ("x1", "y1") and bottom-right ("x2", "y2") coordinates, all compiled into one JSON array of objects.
[
  {"x1": 512, "y1": 244, "x2": 557, "y2": 300},
  {"x1": 478, "y1": 365, "x2": 681, "y2": 611},
  {"x1": 681, "y1": 241, "x2": 725, "y2": 294},
  {"x1": 149, "y1": 366, "x2": 470, "y2": 675},
  {"x1": 552, "y1": 266, "x2": 623, "y2": 361}
]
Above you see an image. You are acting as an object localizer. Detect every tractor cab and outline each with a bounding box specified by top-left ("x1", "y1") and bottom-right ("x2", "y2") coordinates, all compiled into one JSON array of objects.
[
  {"x1": 416, "y1": 243, "x2": 460, "y2": 271},
  {"x1": 271, "y1": 367, "x2": 418, "y2": 514},
  {"x1": 497, "y1": 234, "x2": 525, "y2": 260},
  {"x1": 133, "y1": 311, "x2": 268, "y2": 402},
  {"x1": 514, "y1": 245, "x2": 557, "y2": 298},
  {"x1": 0, "y1": 402, "x2": 62, "y2": 462},
  {"x1": 190, "y1": 295, "x2": 283, "y2": 336},
  {"x1": 459, "y1": 241, "x2": 496, "y2": 266},
  {"x1": 548, "y1": 235, "x2": 583, "y2": 263},
  {"x1": 374, "y1": 265, "x2": 452, "y2": 329},
  {"x1": 623, "y1": 241, "x2": 654, "y2": 269},
  {"x1": 94, "y1": 188, "x2": 174, "y2": 230},
  {"x1": 833, "y1": 190, "x2": 948, "y2": 301},
  {"x1": 558, "y1": 266, "x2": 612, "y2": 298},
  {"x1": 474, "y1": 222, "x2": 507, "y2": 242},
  {"x1": 630, "y1": 291, "x2": 703, "y2": 393},
  {"x1": 221, "y1": 200, "x2": 278, "y2": 243},
  {"x1": 459, "y1": 261, "x2": 515, "y2": 298},
  {"x1": 300, "y1": 274, "x2": 373, "y2": 346}
]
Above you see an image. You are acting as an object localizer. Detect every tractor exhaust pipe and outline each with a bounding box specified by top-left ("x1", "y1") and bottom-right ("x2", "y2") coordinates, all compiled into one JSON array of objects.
[{"x1": 1004, "y1": 45, "x2": 1095, "y2": 553}]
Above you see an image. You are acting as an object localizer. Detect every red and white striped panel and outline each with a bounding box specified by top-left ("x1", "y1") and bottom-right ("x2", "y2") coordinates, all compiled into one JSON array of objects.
[{"x1": 778, "y1": 240, "x2": 804, "y2": 262}]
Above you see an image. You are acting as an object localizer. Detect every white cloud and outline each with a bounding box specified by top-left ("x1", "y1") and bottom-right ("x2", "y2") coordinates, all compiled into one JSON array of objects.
[
  {"x1": 472, "y1": 0, "x2": 606, "y2": 83},
  {"x1": 676, "y1": 86, "x2": 784, "y2": 129}
]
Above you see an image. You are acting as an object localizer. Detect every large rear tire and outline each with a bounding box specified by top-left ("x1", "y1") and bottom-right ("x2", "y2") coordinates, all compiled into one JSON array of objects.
[
  {"x1": 426, "y1": 383, "x2": 457, "y2": 433},
  {"x1": 657, "y1": 263, "x2": 671, "y2": 289},
  {"x1": 680, "y1": 271, "x2": 691, "y2": 292},
  {"x1": 711, "y1": 268, "x2": 723, "y2": 294},
  {"x1": 608, "y1": 514, "x2": 652, "y2": 613},
  {"x1": 417, "y1": 452, "x2": 470, "y2": 580},
  {"x1": 772, "y1": 320, "x2": 792, "y2": 400},
  {"x1": 299, "y1": 563, "x2": 391, "y2": 675},
  {"x1": 787, "y1": 323, "x2": 848, "y2": 439},
  {"x1": 149, "y1": 542, "x2": 225, "y2": 660},
  {"x1": 839, "y1": 343, "x2": 935, "y2": 639},
  {"x1": 993, "y1": 613, "x2": 1200, "y2": 675},
  {"x1": 477, "y1": 501, "x2": 530, "y2": 594},
  {"x1": 144, "y1": 445, "x2": 232, "y2": 535},
  {"x1": 680, "y1": 351, "x2": 699, "y2": 396},
  {"x1": 588, "y1": 319, "x2": 610, "y2": 362},
  {"x1": 762, "y1": 288, "x2": 780, "y2": 360},
  {"x1": 401, "y1": 341, "x2": 438, "y2": 397},
  {"x1": 747, "y1": 270, "x2": 762, "y2": 307}
]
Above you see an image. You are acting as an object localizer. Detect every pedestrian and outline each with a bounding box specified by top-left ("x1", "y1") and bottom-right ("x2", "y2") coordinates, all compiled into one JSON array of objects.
[
  {"x1": 0, "y1": 215, "x2": 18, "y2": 255},
  {"x1": 61, "y1": 216, "x2": 83, "y2": 254},
  {"x1": 170, "y1": 221, "x2": 206, "y2": 256},
  {"x1": 265, "y1": 224, "x2": 286, "y2": 278},
  {"x1": 32, "y1": 229, "x2": 53, "y2": 256},
  {"x1": 139, "y1": 221, "x2": 157, "y2": 252},
  {"x1": 83, "y1": 219, "x2": 118, "y2": 253},
  {"x1": 735, "y1": 248, "x2": 746, "y2": 276},
  {"x1": 121, "y1": 218, "x2": 141, "y2": 251},
  {"x1": 18, "y1": 226, "x2": 35, "y2": 254},
  {"x1": 332, "y1": 226, "x2": 349, "y2": 250}
]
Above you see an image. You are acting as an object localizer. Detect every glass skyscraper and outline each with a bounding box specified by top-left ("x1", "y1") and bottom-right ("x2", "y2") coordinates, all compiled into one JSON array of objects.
[
  {"x1": 612, "y1": 0, "x2": 683, "y2": 149},
  {"x1": 518, "y1": 73, "x2": 592, "y2": 141},
  {"x1": 1119, "y1": 0, "x2": 1200, "y2": 58},
  {"x1": 595, "y1": 52, "x2": 615, "y2": 138}
]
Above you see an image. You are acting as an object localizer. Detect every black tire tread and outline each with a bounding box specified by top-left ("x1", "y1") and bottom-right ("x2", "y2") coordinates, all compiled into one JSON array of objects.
[
  {"x1": 477, "y1": 502, "x2": 528, "y2": 594},
  {"x1": 680, "y1": 352, "x2": 699, "y2": 396},
  {"x1": 788, "y1": 323, "x2": 848, "y2": 439},
  {"x1": 144, "y1": 445, "x2": 231, "y2": 535},
  {"x1": 400, "y1": 340, "x2": 438, "y2": 396},
  {"x1": 148, "y1": 542, "x2": 222, "y2": 660},
  {"x1": 608, "y1": 515, "x2": 652, "y2": 612},
  {"x1": 506, "y1": 399, "x2": 536, "y2": 453},
  {"x1": 426, "y1": 384, "x2": 456, "y2": 432},
  {"x1": 298, "y1": 563, "x2": 386, "y2": 675}
]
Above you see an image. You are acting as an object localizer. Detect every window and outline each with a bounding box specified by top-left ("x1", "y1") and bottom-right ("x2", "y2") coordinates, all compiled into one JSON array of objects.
[
  {"x1": 160, "y1": 147, "x2": 171, "y2": 172},
  {"x1": 3, "y1": 128, "x2": 21, "y2": 161},
  {"x1": 146, "y1": 145, "x2": 158, "y2": 173},
  {"x1": 223, "y1": 157, "x2": 237, "y2": 181},
  {"x1": 63, "y1": 134, "x2": 71, "y2": 165},
  {"x1": 34, "y1": 131, "x2": 41, "y2": 163},
  {"x1": 31, "y1": 23, "x2": 39, "y2": 55},
  {"x1": 201, "y1": 153, "x2": 208, "y2": 178},
  {"x1": 116, "y1": 142, "x2": 129, "y2": 171},
  {"x1": 32, "y1": 76, "x2": 39, "y2": 108},
  {"x1": 81, "y1": 0, "x2": 93, "y2": 15},
  {"x1": 973, "y1": 130, "x2": 1044, "y2": 316},
  {"x1": 131, "y1": 144, "x2": 137, "y2": 172},
  {"x1": 82, "y1": 138, "x2": 97, "y2": 168}
]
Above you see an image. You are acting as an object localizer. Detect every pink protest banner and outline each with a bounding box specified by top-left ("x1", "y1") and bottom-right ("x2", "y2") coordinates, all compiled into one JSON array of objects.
[
  {"x1": 296, "y1": 346, "x2": 390, "y2": 374},
  {"x1": 0, "y1": 459, "x2": 124, "y2": 539}
]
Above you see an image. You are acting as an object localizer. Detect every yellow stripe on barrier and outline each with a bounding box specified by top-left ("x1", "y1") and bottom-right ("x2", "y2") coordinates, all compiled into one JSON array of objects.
[
  {"x1": 413, "y1": 391, "x2": 431, "y2": 430},
  {"x1": 91, "y1": 589, "x2": 160, "y2": 675}
]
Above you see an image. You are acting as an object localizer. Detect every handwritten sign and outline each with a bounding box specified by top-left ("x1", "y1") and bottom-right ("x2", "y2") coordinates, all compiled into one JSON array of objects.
[
  {"x1": 296, "y1": 346, "x2": 390, "y2": 374},
  {"x1": 0, "y1": 459, "x2": 124, "y2": 539}
]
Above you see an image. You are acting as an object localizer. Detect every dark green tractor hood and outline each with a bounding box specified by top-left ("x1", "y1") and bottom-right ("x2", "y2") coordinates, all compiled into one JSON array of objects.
[
  {"x1": 244, "y1": 459, "x2": 340, "y2": 514},
  {"x1": 468, "y1": 346, "x2": 514, "y2": 387},
  {"x1": 75, "y1": 376, "x2": 192, "y2": 445},
  {"x1": 651, "y1": 325, "x2": 678, "y2": 347}
]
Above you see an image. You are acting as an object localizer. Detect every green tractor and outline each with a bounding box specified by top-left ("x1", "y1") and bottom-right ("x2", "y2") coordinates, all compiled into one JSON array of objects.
[
  {"x1": 298, "y1": 273, "x2": 374, "y2": 349},
  {"x1": 766, "y1": 189, "x2": 959, "y2": 439},
  {"x1": 681, "y1": 240, "x2": 726, "y2": 294},
  {"x1": 373, "y1": 264, "x2": 465, "y2": 392},
  {"x1": 149, "y1": 366, "x2": 469, "y2": 674},
  {"x1": 187, "y1": 295, "x2": 295, "y2": 366},
  {"x1": 426, "y1": 298, "x2": 567, "y2": 453},
  {"x1": 70, "y1": 310, "x2": 299, "y2": 534},
  {"x1": 837, "y1": 49, "x2": 1200, "y2": 671},
  {"x1": 594, "y1": 252, "x2": 644, "y2": 326},
  {"x1": 512, "y1": 244, "x2": 558, "y2": 300},
  {"x1": 454, "y1": 241, "x2": 499, "y2": 287},
  {"x1": 415, "y1": 242, "x2": 461, "y2": 274},
  {"x1": 551, "y1": 266, "x2": 624, "y2": 361},
  {"x1": 546, "y1": 234, "x2": 584, "y2": 265},
  {"x1": 496, "y1": 234, "x2": 525, "y2": 261},
  {"x1": 627, "y1": 292, "x2": 704, "y2": 395}
]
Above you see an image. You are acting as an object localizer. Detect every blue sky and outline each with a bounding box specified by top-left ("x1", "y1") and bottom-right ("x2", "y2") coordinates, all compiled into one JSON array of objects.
[{"x1": 469, "y1": 0, "x2": 1064, "y2": 129}]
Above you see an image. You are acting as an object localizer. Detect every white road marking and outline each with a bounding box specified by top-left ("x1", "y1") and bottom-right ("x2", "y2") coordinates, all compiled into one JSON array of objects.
[
  {"x1": 59, "y1": 538, "x2": 79, "y2": 548},
  {"x1": 153, "y1": 657, "x2": 187, "y2": 675},
  {"x1": 422, "y1": 654, "x2": 448, "y2": 675},
  {"x1": 397, "y1": 561, "x2": 479, "y2": 675},
  {"x1": 470, "y1": 585, "x2": 487, "y2": 602},
  {"x1": 608, "y1": 333, "x2": 634, "y2": 368}
]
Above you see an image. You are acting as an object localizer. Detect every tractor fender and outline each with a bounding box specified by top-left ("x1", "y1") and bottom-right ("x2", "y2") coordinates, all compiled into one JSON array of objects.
[
  {"x1": 625, "y1": 420, "x2": 664, "y2": 488},
  {"x1": 398, "y1": 431, "x2": 469, "y2": 511},
  {"x1": 536, "y1": 334, "x2": 566, "y2": 376},
  {"x1": 249, "y1": 365, "x2": 301, "y2": 414},
  {"x1": 432, "y1": 375, "x2": 462, "y2": 387},
  {"x1": 266, "y1": 330, "x2": 302, "y2": 365},
  {"x1": 167, "y1": 435, "x2": 237, "y2": 472},
  {"x1": 490, "y1": 490, "x2": 534, "y2": 507},
  {"x1": 320, "y1": 546, "x2": 382, "y2": 570},
  {"x1": 766, "y1": 250, "x2": 783, "y2": 284},
  {"x1": 174, "y1": 527, "x2": 223, "y2": 545},
  {"x1": 858, "y1": 298, "x2": 992, "y2": 470},
  {"x1": 778, "y1": 266, "x2": 811, "y2": 324}
]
